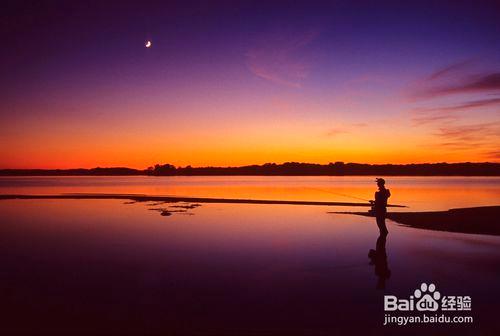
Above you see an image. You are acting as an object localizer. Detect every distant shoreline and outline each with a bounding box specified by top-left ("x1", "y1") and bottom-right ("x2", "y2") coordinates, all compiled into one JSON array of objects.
[{"x1": 1, "y1": 162, "x2": 499, "y2": 176}]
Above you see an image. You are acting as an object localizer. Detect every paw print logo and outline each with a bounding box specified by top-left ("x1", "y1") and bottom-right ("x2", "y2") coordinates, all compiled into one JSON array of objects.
[{"x1": 414, "y1": 283, "x2": 441, "y2": 311}]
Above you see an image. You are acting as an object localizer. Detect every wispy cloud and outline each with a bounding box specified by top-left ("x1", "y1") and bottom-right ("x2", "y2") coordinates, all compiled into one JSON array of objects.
[
  {"x1": 325, "y1": 127, "x2": 348, "y2": 137},
  {"x1": 427, "y1": 97, "x2": 500, "y2": 112},
  {"x1": 246, "y1": 30, "x2": 319, "y2": 88},
  {"x1": 426, "y1": 60, "x2": 473, "y2": 81},
  {"x1": 412, "y1": 113, "x2": 459, "y2": 125},
  {"x1": 351, "y1": 122, "x2": 367, "y2": 128},
  {"x1": 411, "y1": 97, "x2": 500, "y2": 125},
  {"x1": 409, "y1": 61, "x2": 500, "y2": 134},
  {"x1": 406, "y1": 62, "x2": 500, "y2": 159},
  {"x1": 437, "y1": 142, "x2": 487, "y2": 150},
  {"x1": 323, "y1": 122, "x2": 368, "y2": 137},
  {"x1": 409, "y1": 59, "x2": 500, "y2": 100},
  {"x1": 422, "y1": 73, "x2": 500, "y2": 98},
  {"x1": 431, "y1": 122, "x2": 500, "y2": 151},
  {"x1": 435, "y1": 122, "x2": 499, "y2": 139},
  {"x1": 413, "y1": 71, "x2": 500, "y2": 99},
  {"x1": 484, "y1": 150, "x2": 500, "y2": 160}
]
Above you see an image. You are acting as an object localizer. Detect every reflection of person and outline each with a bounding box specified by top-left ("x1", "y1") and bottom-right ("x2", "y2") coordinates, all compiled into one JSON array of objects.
[
  {"x1": 371, "y1": 178, "x2": 390, "y2": 235},
  {"x1": 368, "y1": 234, "x2": 391, "y2": 289}
]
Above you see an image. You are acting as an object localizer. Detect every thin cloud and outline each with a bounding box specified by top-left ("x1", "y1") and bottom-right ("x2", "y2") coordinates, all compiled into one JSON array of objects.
[
  {"x1": 409, "y1": 61, "x2": 500, "y2": 157},
  {"x1": 433, "y1": 122, "x2": 500, "y2": 145},
  {"x1": 438, "y1": 141, "x2": 487, "y2": 150},
  {"x1": 428, "y1": 122, "x2": 500, "y2": 153},
  {"x1": 484, "y1": 150, "x2": 500, "y2": 159},
  {"x1": 351, "y1": 122, "x2": 367, "y2": 128},
  {"x1": 410, "y1": 59, "x2": 500, "y2": 99},
  {"x1": 412, "y1": 114, "x2": 458, "y2": 126},
  {"x1": 246, "y1": 30, "x2": 319, "y2": 88},
  {"x1": 411, "y1": 97, "x2": 500, "y2": 125},
  {"x1": 325, "y1": 127, "x2": 348, "y2": 137},
  {"x1": 415, "y1": 72, "x2": 500, "y2": 99},
  {"x1": 426, "y1": 60, "x2": 472, "y2": 81},
  {"x1": 430, "y1": 73, "x2": 500, "y2": 97},
  {"x1": 425, "y1": 98, "x2": 500, "y2": 112},
  {"x1": 324, "y1": 123, "x2": 364, "y2": 136}
]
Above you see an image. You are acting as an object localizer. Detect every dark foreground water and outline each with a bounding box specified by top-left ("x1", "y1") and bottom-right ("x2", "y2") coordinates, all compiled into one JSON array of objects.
[{"x1": 1, "y1": 196, "x2": 499, "y2": 335}]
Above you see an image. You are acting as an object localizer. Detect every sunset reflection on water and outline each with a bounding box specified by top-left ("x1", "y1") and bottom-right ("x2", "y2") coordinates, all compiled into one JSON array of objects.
[
  {"x1": 1, "y1": 176, "x2": 499, "y2": 211},
  {"x1": 0, "y1": 196, "x2": 499, "y2": 334}
]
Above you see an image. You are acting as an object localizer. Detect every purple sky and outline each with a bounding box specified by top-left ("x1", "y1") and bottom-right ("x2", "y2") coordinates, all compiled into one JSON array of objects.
[{"x1": 1, "y1": 1, "x2": 499, "y2": 168}]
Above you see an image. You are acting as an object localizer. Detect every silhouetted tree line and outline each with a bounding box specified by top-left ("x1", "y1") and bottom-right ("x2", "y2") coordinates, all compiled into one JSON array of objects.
[
  {"x1": 0, "y1": 167, "x2": 142, "y2": 176},
  {"x1": 145, "y1": 162, "x2": 500, "y2": 176},
  {"x1": 4, "y1": 162, "x2": 496, "y2": 176},
  {"x1": 0, "y1": 162, "x2": 500, "y2": 176}
]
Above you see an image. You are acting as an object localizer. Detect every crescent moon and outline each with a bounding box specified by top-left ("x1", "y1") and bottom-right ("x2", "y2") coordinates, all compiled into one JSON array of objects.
[{"x1": 145, "y1": 40, "x2": 152, "y2": 48}]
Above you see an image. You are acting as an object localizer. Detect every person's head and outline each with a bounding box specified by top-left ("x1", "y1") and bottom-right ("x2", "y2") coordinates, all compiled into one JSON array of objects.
[{"x1": 376, "y1": 178, "x2": 386, "y2": 189}]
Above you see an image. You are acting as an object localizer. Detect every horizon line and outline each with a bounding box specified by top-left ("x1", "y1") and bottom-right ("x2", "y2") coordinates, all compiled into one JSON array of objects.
[{"x1": 0, "y1": 161, "x2": 499, "y2": 171}]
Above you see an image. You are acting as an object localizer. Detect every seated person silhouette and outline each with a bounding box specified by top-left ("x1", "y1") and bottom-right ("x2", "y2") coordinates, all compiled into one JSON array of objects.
[
  {"x1": 370, "y1": 178, "x2": 390, "y2": 235},
  {"x1": 368, "y1": 234, "x2": 391, "y2": 289}
]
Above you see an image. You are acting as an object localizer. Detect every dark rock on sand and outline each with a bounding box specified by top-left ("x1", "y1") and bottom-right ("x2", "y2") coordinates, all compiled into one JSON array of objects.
[{"x1": 170, "y1": 203, "x2": 202, "y2": 209}]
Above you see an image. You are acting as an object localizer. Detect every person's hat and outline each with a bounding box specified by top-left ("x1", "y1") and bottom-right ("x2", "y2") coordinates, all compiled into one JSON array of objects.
[{"x1": 375, "y1": 178, "x2": 386, "y2": 184}]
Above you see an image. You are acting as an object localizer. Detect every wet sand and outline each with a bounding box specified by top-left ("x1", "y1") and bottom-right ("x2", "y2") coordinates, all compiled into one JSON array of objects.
[{"x1": 335, "y1": 206, "x2": 500, "y2": 236}]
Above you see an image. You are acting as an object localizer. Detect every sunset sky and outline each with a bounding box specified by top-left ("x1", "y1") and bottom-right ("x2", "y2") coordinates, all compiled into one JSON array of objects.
[{"x1": 1, "y1": 1, "x2": 499, "y2": 169}]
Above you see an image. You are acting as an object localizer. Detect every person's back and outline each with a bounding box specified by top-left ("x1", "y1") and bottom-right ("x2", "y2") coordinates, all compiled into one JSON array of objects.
[{"x1": 374, "y1": 187, "x2": 391, "y2": 212}]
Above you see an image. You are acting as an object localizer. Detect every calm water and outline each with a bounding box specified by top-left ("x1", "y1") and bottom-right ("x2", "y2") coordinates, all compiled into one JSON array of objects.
[
  {"x1": 0, "y1": 176, "x2": 499, "y2": 335},
  {"x1": 1, "y1": 175, "x2": 500, "y2": 210}
]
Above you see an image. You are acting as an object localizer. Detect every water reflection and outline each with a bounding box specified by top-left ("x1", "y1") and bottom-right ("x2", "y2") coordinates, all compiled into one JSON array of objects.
[
  {"x1": 1, "y1": 176, "x2": 499, "y2": 211},
  {"x1": 368, "y1": 232, "x2": 391, "y2": 290},
  {"x1": 0, "y1": 199, "x2": 499, "y2": 334}
]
